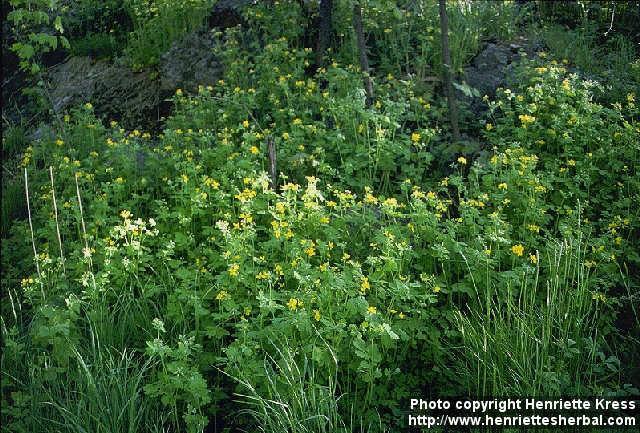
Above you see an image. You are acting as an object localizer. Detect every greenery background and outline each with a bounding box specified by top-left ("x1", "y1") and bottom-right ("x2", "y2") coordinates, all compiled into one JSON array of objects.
[{"x1": 2, "y1": 1, "x2": 639, "y2": 432}]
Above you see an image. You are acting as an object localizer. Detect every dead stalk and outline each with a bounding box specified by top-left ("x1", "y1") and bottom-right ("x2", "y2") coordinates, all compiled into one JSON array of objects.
[
  {"x1": 24, "y1": 167, "x2": 44, "y2": 299},
  {"x1": 50, "y1": 166, "x2": 66, "y2": 274}
]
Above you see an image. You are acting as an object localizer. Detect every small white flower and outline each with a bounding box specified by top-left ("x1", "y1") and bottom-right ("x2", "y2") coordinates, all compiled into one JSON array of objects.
[{"x1": 216, "y1": 220, "x2": 230, "y2": 237}]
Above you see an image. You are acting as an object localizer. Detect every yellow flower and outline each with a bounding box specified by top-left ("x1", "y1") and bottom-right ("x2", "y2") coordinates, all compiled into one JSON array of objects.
[
  {"x1": 498, "y1": 182, "x2": 508, "y2": 190},
  {"x1": 55, "y1": 138, "x2": 64, "y2": 146},
  {"x1": 313, "y1": 309, "x2": 321, "y2": 321},
  {"x1": 242, "y1": 119, "x2": 250, "y2": 128},
  {"x1": 287, "y1": 298, "x2": 302, "y2": 311},
  {"x1": 181, "y1": 174, "x2": 189, "y2": 183},
  {"x1": 216, "y1": 290, "x2": 230, "y2": 300},
  {"x1": 432, "y1": 285, "x2": 441, "y2": 293},
  {"x1": 457, "y1": 156, "x2": 467, "y2": 165},
  {"x1": 274, "y1": 264, "x2": 284, "y2": 276},
  {"x1": 204, "y1": 177, "x2": 220, "y2": 189},
  {"x1": 529, "y1": 254, "x2": 538, "y2": 264},
  {"x1": 511, "y1": 244, "x2": 524, "y2": 257},
  {"x1": 256, "y1": 270, "x2": 270, "y2": 280},
  {"x1": 411, "y1": 132, "x2": 421, "y2": 143},
  {"x1": 250, "y1": 146, "x2": 259, "y2": 154},
  {"x1": 518, "y1": 114, "x2": 536, "y2": 127},
  {"x1": 228, "y1": 263, "x2": 240, "y2": 277},
  {"x1": 364, "y1": 193, "x2": 378, "y2": 204},
  {"x1": 235, "y1": 188, "x2": 257, "y2": 203},
  {"x1": 367, "y1": 306, "x2": 377, "y2": 315},
  {"x1": 175, "y1": 88, "x2": 183, "y2": 96},
  {"x1": 281, "y1": 183, "x2": 299, "y2": 192},
  {"x1": 485, "y1": 123, "x2": 493, "y2": 131},
  {"x1": 527, "y1": 224, "x2": 540, "y2": 233},
  {"x1": 360, "y1": 276, "x2": 370, "y2": 293},
  {"x1": 383, "y1": 197, "x2": 398, "y2": 208}
]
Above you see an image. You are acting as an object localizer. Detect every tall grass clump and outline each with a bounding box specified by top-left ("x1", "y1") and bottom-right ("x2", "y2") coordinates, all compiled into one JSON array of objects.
[
  {"x1": 43, "y1": 347, "x2": 166, "y2": 433},
  {"x1": 228, "y1": 340, "x2": 381, "y2": 433},
  {"x1": 454, "y1": 237, "x2": 619, "y2": 397}
]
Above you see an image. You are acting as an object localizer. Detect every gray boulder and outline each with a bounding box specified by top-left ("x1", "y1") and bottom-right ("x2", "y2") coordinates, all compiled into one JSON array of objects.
[
  {"x1": 48, "y1": 56, "x2": 160, "y2": 129},
  {"x1": 159, "y1": 31, "x2": 223, "y2": 94}
]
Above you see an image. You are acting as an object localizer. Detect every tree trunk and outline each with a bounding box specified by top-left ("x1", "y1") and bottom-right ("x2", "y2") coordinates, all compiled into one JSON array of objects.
[
  {"x1": 439, "y1": 0, "x2": 461, "y2": 142},
  {"x1": 315, "y1": 0, "x2": 333, "y2": 67},
  {"x1": 352, "y1": 1, "x2": 374, "y2": 106}
]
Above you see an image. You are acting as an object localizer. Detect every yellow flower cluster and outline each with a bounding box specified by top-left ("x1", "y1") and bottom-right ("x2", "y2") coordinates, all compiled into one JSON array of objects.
[
  {"x1": 228, "y1": 263, "x2": 240, "y2": 277},
  {"x1": 287, "y1": 298, "x2": 303, "y2": 310},
  {"x1": 511, "y1": 244, "x2": 524, "y2": 257},
  {"x1": 360, "y1": 276, "x2": 370, "y2": 293},
  {"x1": 235, "y1": 188, "x2": 257, "y2": 203},
  {"x1": 519, "y1": 114, "x2": 536, "y2": 127}
]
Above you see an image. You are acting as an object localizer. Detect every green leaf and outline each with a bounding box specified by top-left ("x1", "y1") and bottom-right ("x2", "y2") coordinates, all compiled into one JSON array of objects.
[
  {"x1": 11, "y1": 42, "x2": 34, "y2": 60},
  {"x1": 53, "y1": 16, "x2": 64, "y2": 34}
]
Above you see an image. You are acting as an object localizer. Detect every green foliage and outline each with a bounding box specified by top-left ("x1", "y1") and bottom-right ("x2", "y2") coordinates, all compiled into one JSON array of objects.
[
  {"x1": 63, "y1": 0, "x2": 131, "y2": 38},
  {"x1": 358, "y1": 0, "x2": 521, "y2": 78},
  {"x1": 69, "y1": 32, "x2": 124, "y2": 59},
  {"x1": 44, "y1": 348, "x2": 165, "y2": 433},
  {"x1": 536, "y1": 0, "x2": 640, "y2": 43},
  {"x1": 228, "y1": 342, "x2": 355, "y2": 433},
  {"x1": 7, "y1": 0, "x2": 70, "y2": 74},
  {"x1": 1, "y1": 124, "x2": 29, "y2": 236},
  {"x1": 534, "y1": 23, "x2": 639, "y2": 103},
  {"x1": 2, "y1": 2, "x2": 639, "y2": 432},
  {"x1": 454, "y1": 237, "x2": 617, "y2": 397},
  {"x1": 145, "y1": 334, "x2": 211, "y2": 432},
  {"x1": 123, "y1": 0, "x2": 214, "y2": 68}
]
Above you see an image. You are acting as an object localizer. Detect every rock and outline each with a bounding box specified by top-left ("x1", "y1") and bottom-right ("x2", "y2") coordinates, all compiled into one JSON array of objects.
[
  {"x1": 459, "y1": 37, "x2": 544, "y2": 118},
  {"x1": 44, "y1": 1, "x2": 247, "y2": 130},
  {"x1": 462, "y1": 43, "x2": 511, "y2": 100},
  {"x1": 30, "y1": 124, "x2": 55, "y2": 142},
  {"x1": 48, "y1": 56, "x2": 160, "y2": 129},
  {"x1": 159, "y1": 31, "x2": 223, "y2": 94}
]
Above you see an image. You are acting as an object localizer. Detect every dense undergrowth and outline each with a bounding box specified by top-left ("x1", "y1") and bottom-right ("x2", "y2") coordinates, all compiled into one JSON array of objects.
[{"x1": 2, "y1": 1, "x2": 639, "y2": 432}]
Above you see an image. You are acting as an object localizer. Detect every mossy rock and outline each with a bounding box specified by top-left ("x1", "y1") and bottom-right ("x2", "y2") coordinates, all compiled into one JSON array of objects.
[{"x1": 49, "y1": 56, "x2": 160, "y2": 129}]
